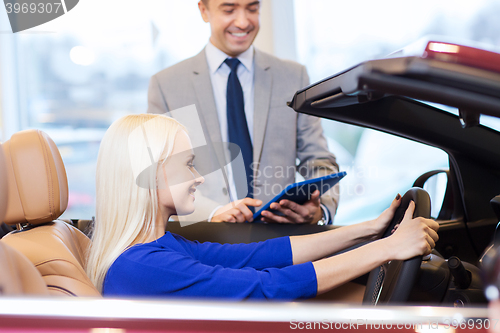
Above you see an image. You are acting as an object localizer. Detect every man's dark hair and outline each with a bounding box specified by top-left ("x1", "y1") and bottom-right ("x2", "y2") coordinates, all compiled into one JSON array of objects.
[{"x1": 201, "y1": 0, "x2": 209, "y2": 8}]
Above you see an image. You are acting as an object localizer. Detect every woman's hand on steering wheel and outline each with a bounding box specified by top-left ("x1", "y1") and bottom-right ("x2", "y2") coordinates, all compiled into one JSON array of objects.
[
  {"x1": 369, "y1": 194, "x2": 403, "y2": 240},
  {"x1": 385, "y1": 201, "x2": 440, "y2": 260}
]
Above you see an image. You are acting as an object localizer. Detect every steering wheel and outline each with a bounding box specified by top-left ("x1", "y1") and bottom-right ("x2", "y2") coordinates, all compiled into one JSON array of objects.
[{"x1": 362, "y1": 187, "x2": 431, "y2": 305}]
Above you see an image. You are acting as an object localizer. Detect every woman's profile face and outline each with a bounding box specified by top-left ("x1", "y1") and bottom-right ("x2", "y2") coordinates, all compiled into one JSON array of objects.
[{"x1": 157, "y1": 130, "x2": 204, "y2": 217}]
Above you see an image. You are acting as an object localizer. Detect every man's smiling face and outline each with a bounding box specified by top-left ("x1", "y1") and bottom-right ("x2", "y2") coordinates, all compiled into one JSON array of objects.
[{"x1": 199, "y1": 0, "x2": 260, "y2": 57}]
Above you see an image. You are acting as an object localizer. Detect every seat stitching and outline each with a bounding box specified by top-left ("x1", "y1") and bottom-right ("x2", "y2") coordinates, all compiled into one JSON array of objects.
[
  {"x1": 8, "y1": 227, "x2": 90, "y2": 257},
  {"x1": 8, "y1": 234, "x2": 77, "y2": 255},
  {"x1": 6, "y1": 141, "x2": 27, "y2": 221},
  {"x1": 37, "y1": 131, "x2": 55, "y2": 217},
  {"x1": 61, "y1": 223, "x2": 87, "y2": 260},
  {"x1": 43, "y1": 274, "x2": 94, "y2": 285},
  {"x1": 47, "y1": 285, "x2": 77, "y2": 296},
  {"x1": 41, "y1": 268, "x2": 96, "y2": 286},
  {"x1": 35, "y1": 258, "x2": 85, "y2": 269}
]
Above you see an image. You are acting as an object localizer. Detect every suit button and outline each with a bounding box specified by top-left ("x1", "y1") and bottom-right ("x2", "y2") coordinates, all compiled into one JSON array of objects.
[{"x1": 222, "y1": 187, "x2": 228, "y2": 196}]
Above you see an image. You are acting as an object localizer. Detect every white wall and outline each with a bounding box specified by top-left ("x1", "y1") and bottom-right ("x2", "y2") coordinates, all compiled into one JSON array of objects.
[
  {"x1": 0, "y1": 10, "x2": 22, "y2": 142},
  {"x1": 0, "y1": 0, "x2": 299, "y2": 141},
  {"x1": 254, "y1": 0, "x2": 298, "y2": 62}
]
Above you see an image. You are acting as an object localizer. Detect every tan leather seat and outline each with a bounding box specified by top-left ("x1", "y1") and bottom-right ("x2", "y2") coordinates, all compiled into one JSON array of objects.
[
  {"x1": 1, "y1": 129, "x2": 100, "y2": 297},
  {"x1": 0, "y1": 242, "x2": 49, "y2": 296},
  {"x1": 0, "y1": 146, "x2": 48, "y2": 296}
]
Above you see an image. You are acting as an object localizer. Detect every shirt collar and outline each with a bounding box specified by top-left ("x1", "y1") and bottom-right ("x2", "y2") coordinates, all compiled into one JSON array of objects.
[{"x1": 205, "y1": 41, "x2": 254, "y2": 74}]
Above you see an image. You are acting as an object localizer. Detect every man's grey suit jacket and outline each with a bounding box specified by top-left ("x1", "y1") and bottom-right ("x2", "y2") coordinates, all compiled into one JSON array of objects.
[{"x1": 147, "y1": 47, "x2": 340, "y2": 223}]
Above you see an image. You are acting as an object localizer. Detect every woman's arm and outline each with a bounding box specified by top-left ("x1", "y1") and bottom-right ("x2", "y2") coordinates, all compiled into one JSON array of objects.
[
  {"x1": 311, "y1": 201, "x2": 439, "y2": 294},
  {"x1": 178, "y1": 233, "x2": 295, "y2": 270},
  {"x1": 104, "y1": 240, "x2": 317, "y2": 300},
  {"x1": 290, "y1": 195, "x2": 403, "y2": 264}
]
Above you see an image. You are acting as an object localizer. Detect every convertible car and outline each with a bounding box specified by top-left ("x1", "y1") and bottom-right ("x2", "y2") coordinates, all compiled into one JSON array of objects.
[{"x1": 0, "y1": 39, "x2": 499, "y2": 332}]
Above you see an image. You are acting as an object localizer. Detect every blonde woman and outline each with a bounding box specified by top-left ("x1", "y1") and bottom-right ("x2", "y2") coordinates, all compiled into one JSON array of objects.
[{"x1": 87, "y1": 114, "x2": 439, "y2": 299}]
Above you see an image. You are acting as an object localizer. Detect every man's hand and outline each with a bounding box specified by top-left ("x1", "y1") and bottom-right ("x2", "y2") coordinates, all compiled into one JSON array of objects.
[
  {"x1": 211, "y1": 198, "x2": 262, "y2": 223},
  {"x1": 260, "y1": 190, "x2": 323, "y2": 224}
]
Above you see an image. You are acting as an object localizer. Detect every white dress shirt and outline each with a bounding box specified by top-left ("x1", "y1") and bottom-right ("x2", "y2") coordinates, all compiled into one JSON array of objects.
[
  {"x1": 205, "y1": 42, "x2": 255, "y2": 144},
  {"x1": 204, "y1": 42, "x2": 330, "y2": 223},
  {"x1": 205, "y1": 42, "x2": 255, "y2": 204}
]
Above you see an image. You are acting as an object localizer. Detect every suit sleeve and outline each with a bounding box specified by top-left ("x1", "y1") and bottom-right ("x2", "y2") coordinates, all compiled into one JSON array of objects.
[
  {"x1": 147, "y1": 75, "x2": 170, "y2": 114},
  {"x1": 295, "y1": 66, "x2": 340, "y2": 221}
]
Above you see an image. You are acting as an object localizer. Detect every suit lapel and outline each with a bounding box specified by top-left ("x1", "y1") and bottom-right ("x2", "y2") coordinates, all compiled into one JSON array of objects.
[
  {"x1": 190, "y1": 49, "x2": 231, "y2": 176},
  {"x1": 191, "y1": 48, "x2": 272, "y2": 182},
  {"x1": 191, "y1": 50, "x2": 223, "y2": 146},
  {"x1": 253, "y1": 49, "x2": 272, "y2": 169}
]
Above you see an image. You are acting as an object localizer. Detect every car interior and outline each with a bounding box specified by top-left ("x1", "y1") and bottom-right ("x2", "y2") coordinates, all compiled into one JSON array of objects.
[
  {"x1": 0, "y1": 42, "x2": 499, "y2": 310},
  {"x1": 0, "y1": 129, "x2": 100, "y2": 297},
  {"x1": 0, "y1": 148, "x2": 48, "y2": 296},
  {"x1": 0, "y1": 121, "x2": 495, "y2": 306},
  {"x1": 286, "y1": 45, "x2": 500, "y2": 305}
]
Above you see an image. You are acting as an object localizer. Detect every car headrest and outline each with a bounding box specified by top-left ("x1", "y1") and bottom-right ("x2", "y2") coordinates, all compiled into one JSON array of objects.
[
  {"x1": 0, "y1": 146, "x2": 8, "y2": 222},
  {"x1": 2, "y1": 130, "x2": 68, "y2": 226}
]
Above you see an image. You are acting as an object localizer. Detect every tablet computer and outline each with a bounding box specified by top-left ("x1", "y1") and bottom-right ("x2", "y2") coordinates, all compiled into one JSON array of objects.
[{"x1": 253, "y1": 171, "x2": 347, "y2": 221}]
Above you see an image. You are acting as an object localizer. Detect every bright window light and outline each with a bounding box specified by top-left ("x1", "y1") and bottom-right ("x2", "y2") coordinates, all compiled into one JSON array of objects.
[
  {"x1": 69, "y1": 46, "x2": 95, "y2": 66},
  {"x1": 428, "y1": 42, "x2": 460, "y2": 53}
]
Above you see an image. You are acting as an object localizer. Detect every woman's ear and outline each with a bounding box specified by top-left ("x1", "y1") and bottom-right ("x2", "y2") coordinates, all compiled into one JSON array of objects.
[
  {"x1": 156, "y1": 164, "x2": 168, "y2": 190},
  {"x1": 136, "y1": 162, "x2": 161, "y2": 189}
]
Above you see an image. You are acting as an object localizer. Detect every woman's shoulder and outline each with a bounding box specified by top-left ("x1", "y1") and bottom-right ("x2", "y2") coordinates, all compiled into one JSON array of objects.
[{"x1": 117, "y1": 232, "x2": 193, "y2": 262}]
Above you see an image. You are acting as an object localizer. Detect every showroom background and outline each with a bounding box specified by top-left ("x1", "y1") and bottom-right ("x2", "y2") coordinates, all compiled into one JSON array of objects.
[{"x1": 1, "y1": 0, "x2": 499, "y2": 224}]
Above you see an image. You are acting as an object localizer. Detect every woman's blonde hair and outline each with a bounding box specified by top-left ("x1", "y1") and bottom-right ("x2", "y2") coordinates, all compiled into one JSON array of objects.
[{"x1": 86, "y1": 114, "x2": 185, "y2": 292}]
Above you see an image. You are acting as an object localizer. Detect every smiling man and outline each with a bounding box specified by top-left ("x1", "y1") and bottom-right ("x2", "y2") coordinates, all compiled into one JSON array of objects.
[
  {"x1": 147, "y1": 0, "x2": 340, "y2": 224},
  {"x1": 201, "y1": 0, "x2": 260, "y2": 57}
]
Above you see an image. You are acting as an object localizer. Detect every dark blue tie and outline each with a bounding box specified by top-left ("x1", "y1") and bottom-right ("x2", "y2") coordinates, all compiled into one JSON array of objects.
[{"x1": 225, "y1": 58, "x2": 253, "y2": 200}]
